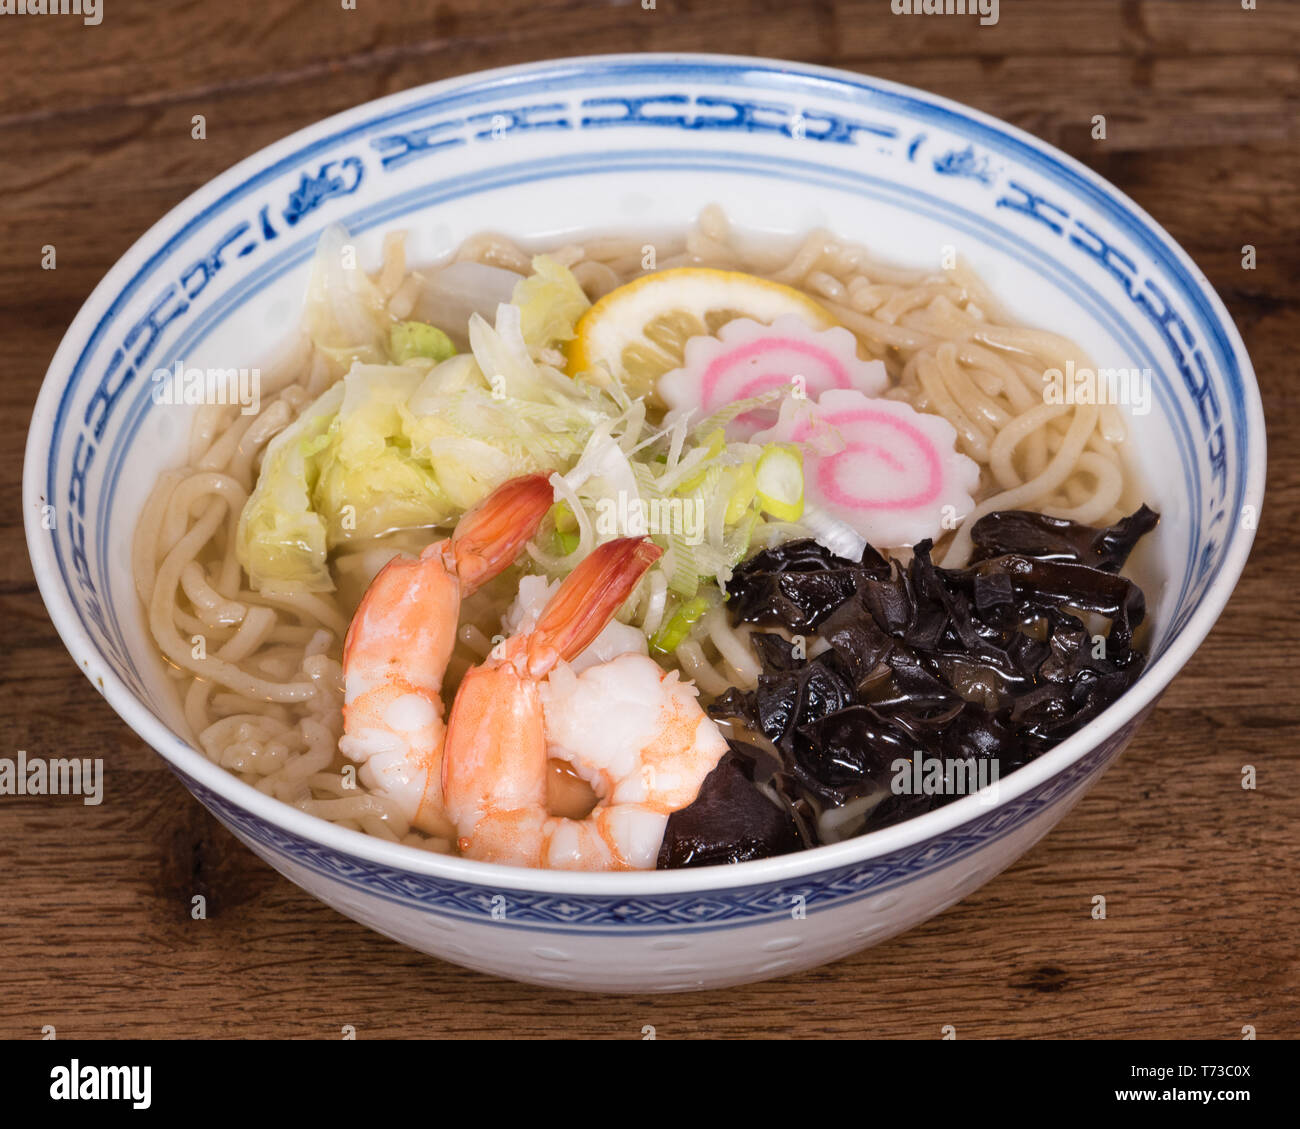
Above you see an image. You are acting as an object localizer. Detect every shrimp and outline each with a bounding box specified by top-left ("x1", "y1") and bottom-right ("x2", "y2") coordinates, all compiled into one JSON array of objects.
[
  {"x1": 338, "y1": 474, "x2": 554, "y2": 838},
  {"x1": 442, "y1": 537, "x2": 730, "y2": 870}
]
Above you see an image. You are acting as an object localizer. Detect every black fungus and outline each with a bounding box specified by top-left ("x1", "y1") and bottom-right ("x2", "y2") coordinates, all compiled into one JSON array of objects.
[
  {"x1": 969, "y1": 504, "x2": 1158, "y2": 572},
  {"x1": 657, "y1": 748, "x2": 805, "y2": 867},
  {"x1": 749, "y1": 631, "x2": 803, "y2": 673},
  {"x1": 725, "y1": 539, "x2": 890, "y2": 630},
  {"x1": 658, "y1": 506, "x2": 1159, "y2": 868},
  {"x1": 791, "y1": 705, "x2": 914, "y2": 805}
]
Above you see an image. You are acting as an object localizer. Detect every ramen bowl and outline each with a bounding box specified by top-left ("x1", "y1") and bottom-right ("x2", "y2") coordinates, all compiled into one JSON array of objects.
[{"x1": 24, "y1": 54, "x2": 1263, "y2": 992}]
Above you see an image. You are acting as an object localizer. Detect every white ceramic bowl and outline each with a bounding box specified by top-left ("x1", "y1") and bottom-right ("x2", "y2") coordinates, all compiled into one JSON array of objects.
[{"x1": 25, "y1": 54, "x2": 1264, "y2": 993}]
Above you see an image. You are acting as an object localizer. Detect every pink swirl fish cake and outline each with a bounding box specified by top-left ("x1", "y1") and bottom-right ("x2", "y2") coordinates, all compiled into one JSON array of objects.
[
  {"x1": 753, "y1": 389, "x2": 981, "y2": 549},
  {"x1": 657, "y1": 315, "x2": 888, "y2": 437}
]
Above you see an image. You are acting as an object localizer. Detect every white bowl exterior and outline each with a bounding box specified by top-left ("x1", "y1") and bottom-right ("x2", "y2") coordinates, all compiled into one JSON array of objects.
[{"x1": 25, "y1": 55, "x2": 1263, "y2": 992}]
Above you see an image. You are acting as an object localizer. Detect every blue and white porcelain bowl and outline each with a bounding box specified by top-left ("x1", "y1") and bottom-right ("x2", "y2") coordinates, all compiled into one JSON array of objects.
[{"x1": 25, "y1": 54, "x2": 1264, "y2": 993}]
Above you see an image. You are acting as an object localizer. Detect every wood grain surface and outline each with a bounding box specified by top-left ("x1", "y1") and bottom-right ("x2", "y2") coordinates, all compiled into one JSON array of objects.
[{"x1": 1, "y1": 0, "x2": 1296, "y2": 1040}]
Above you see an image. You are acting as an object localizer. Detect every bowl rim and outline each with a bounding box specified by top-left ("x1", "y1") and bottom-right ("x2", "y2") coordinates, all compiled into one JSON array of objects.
[{"x1": 24, "y1": 51, "x2": 1266, "y2": 896}]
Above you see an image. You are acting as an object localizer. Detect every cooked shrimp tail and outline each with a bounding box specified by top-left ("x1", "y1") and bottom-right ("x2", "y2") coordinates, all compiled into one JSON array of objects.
[
  {"x1": 523, "y1": 536, "x2": 663, "y2": 676},
  {"x1": 448, "y1": 473, "x2": 554, "y2": 594}
]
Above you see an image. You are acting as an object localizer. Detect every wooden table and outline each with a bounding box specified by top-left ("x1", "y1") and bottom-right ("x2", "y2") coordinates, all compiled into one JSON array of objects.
[{"x1": 2, "y1": 0, "x2": 1296, "y2": 1039}]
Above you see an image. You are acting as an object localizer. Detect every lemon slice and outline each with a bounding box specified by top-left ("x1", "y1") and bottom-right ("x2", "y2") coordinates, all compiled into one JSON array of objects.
[{"x1": 566, "y1": 267, "x2": 836, "y2": 401}]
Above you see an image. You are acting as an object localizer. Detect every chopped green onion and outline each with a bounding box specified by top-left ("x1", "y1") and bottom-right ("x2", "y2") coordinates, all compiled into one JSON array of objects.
[
  {"x1": 756, "y1": 443, "x2": 804, "y2": 522},
  {"x1": 550, "y1": 501, "x2": 578, "y2": 534},
  {"x1": 651, "y1": 595, "x2": 712, "y2": 653},
  {"x1": 724, "y1": 508, "x2": 762, "y2": 566},
  {"x1": 722, "y1": 464, "x2": 758, "y2": 525},
  {"x1": 673, "y1": 428, "x2": 726, "y2": 494},
  {"x1": 663, "y1": 537, "x2": 702, "y2": 599},
  {"x1": 389, "y1": 321, "x2": 456, "y2": 364}
]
